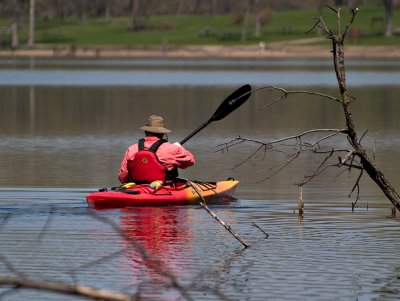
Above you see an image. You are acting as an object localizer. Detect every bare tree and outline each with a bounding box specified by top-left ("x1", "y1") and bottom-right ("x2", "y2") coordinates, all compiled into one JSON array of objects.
[
  {"x1": 27, "y1": 0, "x2": 35, "y2": 48},
  {"x1": 220, "y1": 6, "x2": 400, "y2": 211},
  {"x1": 105, "y1": 0, "x2": 112, "y2": 21},
  {"x1": 192, "y1": 0, "x2": 200, "y2": 14},
  {"x1": 241, "y1": 0, "x2": 250, "y2": 41},
  {"x1": 10, "y1": 0, "x2": 19, "y2": 49},
  {"x1": 383, "y1": 0, "x2": 393, "y2": 37},
  {"x1": 129, "y1": 0, "x2": 141, "y2": 30},
  {"x1": 254, "y1": 0, "x2": 261, "y2": 38},
  {"x1": 77, "y1": 0, "x2": 87, "y2": 23}
]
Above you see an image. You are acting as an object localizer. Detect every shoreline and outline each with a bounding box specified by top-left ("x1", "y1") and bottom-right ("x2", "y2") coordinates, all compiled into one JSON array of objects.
[{"x1": 1, "y1": 44, "x2": 400, "y2": 59}]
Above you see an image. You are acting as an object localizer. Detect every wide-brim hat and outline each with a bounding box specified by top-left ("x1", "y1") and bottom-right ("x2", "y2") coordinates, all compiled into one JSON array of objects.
[{"x1": 140, "y1": 115, "x2": 172, "y2": 134}]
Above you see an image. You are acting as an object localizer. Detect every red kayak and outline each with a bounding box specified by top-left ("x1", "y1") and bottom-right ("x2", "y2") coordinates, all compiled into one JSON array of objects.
[{"x1": 86, "y1": 179, "x2": 239, "y2": 209}]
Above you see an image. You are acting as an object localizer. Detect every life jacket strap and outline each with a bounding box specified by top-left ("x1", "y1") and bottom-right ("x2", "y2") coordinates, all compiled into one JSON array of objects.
[{"x1": 138, "y1": 138, "x2": 165, "y2": 153}]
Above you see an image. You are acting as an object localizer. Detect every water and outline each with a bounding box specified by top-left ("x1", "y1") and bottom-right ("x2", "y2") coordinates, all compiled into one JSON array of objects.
[
  {"x1": 1, "y1": 57, "x2": 400, "y2": 86},
  {"x1": 1, "y1": 58, "x2": 400, "y2": 300}
]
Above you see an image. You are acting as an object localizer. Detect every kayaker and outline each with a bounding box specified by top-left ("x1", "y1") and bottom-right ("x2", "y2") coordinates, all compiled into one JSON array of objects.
[{"x1": 118, "y1": 115, "x2": 195, "y2": 184}]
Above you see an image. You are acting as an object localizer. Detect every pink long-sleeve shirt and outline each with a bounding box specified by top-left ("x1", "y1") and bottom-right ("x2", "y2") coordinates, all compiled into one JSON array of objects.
[{"x1": 118, "y1": 136, "x2": 195, "y2": 183}]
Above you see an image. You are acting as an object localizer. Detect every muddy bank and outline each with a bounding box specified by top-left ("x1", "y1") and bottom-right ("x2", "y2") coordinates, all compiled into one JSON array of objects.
[{"x1": 0, "y1": 44, "x2": 399, "y2": 59}]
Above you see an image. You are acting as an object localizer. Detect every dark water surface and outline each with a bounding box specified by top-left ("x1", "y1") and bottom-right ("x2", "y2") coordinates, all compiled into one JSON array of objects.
[{"x1": 1, "y1": 58, "x2": 400, "y2": 300}]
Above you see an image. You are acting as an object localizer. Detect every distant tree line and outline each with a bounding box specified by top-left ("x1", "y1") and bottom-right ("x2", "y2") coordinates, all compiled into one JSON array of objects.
[
  {"x1": 0, "y1": 0, "x2": 396, "y2": 49},
  {"x1": 0, "y1": 0, "x2": 390, "y2": 20}
]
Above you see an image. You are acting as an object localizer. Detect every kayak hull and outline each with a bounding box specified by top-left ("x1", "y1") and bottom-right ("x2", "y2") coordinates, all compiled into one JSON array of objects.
[{"x1": 86, "y1": 179, "x2": 239, "y2": 209}]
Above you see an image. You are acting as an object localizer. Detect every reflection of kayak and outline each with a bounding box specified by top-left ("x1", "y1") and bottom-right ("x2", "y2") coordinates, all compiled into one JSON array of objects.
[{"x1": 86, "y1": 179, "x2": 239, "y2": 209}]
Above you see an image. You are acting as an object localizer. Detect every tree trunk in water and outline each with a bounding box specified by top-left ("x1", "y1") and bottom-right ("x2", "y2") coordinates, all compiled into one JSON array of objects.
[
  {"x1": 332, "y1": 31, "x2": 400, "y2": 211},
  {"x1": 27, "y1": 0, "x2": 35, "y2": 48}
]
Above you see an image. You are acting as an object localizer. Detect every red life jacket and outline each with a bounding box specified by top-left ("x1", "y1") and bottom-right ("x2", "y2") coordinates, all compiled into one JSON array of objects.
[{"x1": 127, "y1": 139, "x2": 177, "y2": 183}]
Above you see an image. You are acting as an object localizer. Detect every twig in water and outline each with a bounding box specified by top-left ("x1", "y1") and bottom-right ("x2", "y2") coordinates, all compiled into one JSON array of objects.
[
  {"x1": 391, "y1": 205, "x2": 397, "y2": 219},
  {"x1": 251, "y1": 222, "x2": 269, "y2": 239},
  {"x1": 297, "y1": 187, "x2": 305, "y2": 223},
  {"x1": 298, "y1": 186, "x2": 304, "y2": 216}
]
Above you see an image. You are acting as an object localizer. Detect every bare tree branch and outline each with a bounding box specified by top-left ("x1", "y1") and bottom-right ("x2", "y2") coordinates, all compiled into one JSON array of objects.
[
  {"x1": 261, "y1": 86, "x2": 342, "y2": 107},
  {"x1": 0, "y1": 255, "x2": 27, "y2": 279},
  {"x1": 327, "y1": 4, "x2": 338, "y2": 13},
  {"x1": 343, "y1": 8, "x2": 359, "y2": 40},
  {"x1": 0, "y1": 277, "x2": 135, "y2": 301}
]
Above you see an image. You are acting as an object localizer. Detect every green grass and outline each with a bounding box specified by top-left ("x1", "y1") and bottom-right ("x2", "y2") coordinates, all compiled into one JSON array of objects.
[{"x1": 1, "y1": 4, "x2": 400, "y2": 48}]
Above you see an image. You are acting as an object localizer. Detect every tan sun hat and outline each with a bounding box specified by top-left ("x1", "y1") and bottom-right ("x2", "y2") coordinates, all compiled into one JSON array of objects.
[{"x1": 139, "y1": 115, "x2": 172, "y2": 134}]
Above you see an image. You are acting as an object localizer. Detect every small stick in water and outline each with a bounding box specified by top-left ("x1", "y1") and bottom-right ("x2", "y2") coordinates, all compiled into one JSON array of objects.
[
  {"x1": 298, "y1": 186, "x2": 304, "y2": 222},
  {"x1": 251, "y1": 222, "x2": 269, "y2": 239}
]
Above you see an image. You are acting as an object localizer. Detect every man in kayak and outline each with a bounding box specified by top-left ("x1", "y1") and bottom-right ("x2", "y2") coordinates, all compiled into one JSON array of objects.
[{"x1": 118, "y1": 115, "x2": 195, "y2": 184}]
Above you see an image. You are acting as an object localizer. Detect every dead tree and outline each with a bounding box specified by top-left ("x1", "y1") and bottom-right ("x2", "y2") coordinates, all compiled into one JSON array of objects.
[{"x1": 220, "y1": 6, "x2": 400, "y2": 211}]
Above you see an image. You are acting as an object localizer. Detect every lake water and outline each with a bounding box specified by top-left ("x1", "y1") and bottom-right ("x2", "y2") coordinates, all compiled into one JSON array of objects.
[{"x1": 1, "y1": 57, "x2": 400, "y2": 300}]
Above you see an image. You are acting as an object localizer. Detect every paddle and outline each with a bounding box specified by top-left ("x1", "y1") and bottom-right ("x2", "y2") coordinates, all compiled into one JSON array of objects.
[{"x1": 180, "y1": 84, "x2": 252, "y2": 145}]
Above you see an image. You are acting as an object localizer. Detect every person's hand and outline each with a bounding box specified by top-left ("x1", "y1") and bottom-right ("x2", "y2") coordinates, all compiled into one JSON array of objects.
[{"x1": 173, "y1": 142, "x2": 181, "y2": 147}]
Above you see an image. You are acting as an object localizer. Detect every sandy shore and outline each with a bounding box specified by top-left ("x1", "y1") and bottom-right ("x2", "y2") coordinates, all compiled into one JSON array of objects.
[{"x1": 1, "y1": 44, "x2": 400, "y2": 59}]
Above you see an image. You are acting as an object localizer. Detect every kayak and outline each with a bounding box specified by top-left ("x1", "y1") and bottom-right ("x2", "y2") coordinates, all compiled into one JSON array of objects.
[{"x1": 86, "y1": 178, "x2": 239, "y2": 209}]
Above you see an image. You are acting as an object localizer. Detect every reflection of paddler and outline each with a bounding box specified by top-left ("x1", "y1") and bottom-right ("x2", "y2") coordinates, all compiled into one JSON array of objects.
[{"x1": 119, "y1": 207, "x2": 192, "y2": 286}]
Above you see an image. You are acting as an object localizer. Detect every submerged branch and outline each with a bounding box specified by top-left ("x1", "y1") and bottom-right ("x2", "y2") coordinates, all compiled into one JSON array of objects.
[
  {"x1": 218, "y1": 128, "x2": 354, "y2": 185},
  {"x1": 217, "y1": 129, "x2": 347, "y2": 152},
  {"x1": 188, "y1": 181, "x2": 250, "y2": 248}
]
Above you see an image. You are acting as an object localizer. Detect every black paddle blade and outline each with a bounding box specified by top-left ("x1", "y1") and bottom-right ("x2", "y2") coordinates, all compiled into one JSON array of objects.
[
  {"x1": 210, "y1": 84, "x2": 252, "y2": 122},
  {"x1": 180, "y1": 84, "x2": 252, "y2": 145}
]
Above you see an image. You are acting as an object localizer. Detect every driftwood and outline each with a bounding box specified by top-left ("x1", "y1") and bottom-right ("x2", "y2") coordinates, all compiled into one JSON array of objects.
[{"x1": 218, "y1": 6, "x2": 400, "y2": 211}]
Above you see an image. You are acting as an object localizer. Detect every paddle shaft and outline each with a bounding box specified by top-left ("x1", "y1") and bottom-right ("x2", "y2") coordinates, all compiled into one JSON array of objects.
[{"x1": 180, "y1": 121, "x2": 211, "y2": 145}]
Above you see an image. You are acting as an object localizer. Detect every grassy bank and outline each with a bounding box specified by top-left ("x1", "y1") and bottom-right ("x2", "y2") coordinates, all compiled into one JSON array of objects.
[{"x1": 1, "y1": 5, "x2": 399, "y2": 49}]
